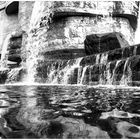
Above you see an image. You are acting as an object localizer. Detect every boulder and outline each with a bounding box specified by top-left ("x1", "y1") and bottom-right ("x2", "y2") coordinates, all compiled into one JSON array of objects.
[{"x1": 84, "y1": 32, "x2": 129, "y2": 55}]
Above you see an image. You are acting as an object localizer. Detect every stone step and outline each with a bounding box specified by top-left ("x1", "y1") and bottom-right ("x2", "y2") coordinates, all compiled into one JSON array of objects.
[
  {"x1": 44, "y1": 49, "x2": 86, "y2": 60},
  {"x1": 80, "y1": 44, "x2": 140, "y2": 67},
  {"x1": 79, "y1": 55, "x2": 140, "y2": 86}
]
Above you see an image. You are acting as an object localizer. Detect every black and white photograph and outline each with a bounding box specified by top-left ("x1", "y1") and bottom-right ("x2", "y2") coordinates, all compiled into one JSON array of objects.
[{"x1": 0, "y1": 0, "x2": 140, "y2": 139}]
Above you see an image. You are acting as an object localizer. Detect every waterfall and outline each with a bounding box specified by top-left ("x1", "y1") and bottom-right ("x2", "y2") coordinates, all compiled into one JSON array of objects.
[
  {"x1": 39, "y1": 52, "x2": 133, "y2": 86},
  {"x1": 45, "y1": 58, "x2": 82, "y2": 84},
  {"x1": 25, "y1": 1, "x2": 54, "y2": 83},
  {"x1": 0, "y1": 34, "x2": 11, "y2": 70},
  {"x1": 120, "y1": 58, "x2": 132, "y2": 86}
]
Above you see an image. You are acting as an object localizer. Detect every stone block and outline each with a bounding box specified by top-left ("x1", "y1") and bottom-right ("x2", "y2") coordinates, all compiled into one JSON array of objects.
[{"x1": 84, "y1": 32, "x2": 127, "y2": 55}]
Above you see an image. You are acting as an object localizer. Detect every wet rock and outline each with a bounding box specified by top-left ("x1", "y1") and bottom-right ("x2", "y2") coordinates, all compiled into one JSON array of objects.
[
  {"x1": 129, "y1": 45, "x2": 136, "y2": 56},
  {"x1": 129, "y1": 56, "x2": 140, "y2": 82},
  {"x1": 117, "y1": 121, "x2": 140, "y2": 138},
  {"x1": 84, "y1": 32, "x2": 128, "y2": 55},
  {"x1": 68, "y1": 68, "x2": 78, "y2": 84},
  {"x1": 108, "y1": 49, "x2": 122, "y2": 62},
  {"x1": 46, "y1": 121, "x2": 64, "y2": 138},
  {"x1": 58, "y1": 117, "x2": 110, "y2": 139},
  {"x1": 122, "y1": 47, "x2": 130, "y2": 58},
  {"x1": 80, "y1": 55, "x2": 96, "y2": 66},
  {"x1": 90, "y1": 66, "x2": 100, "y2": 83},
  {"x1": 128, "y1": 126, "x2": 139, "y2": 133},
  {"x1": 0, "y1": 70, "x2": 9, "y2": 84}
]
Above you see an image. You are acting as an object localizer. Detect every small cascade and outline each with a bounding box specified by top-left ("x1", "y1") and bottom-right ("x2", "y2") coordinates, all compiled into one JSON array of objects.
[
  {"x1": 34, "y1": 49, "x2": 134, "y2": 86},
  {"x1": 120, "y1": 58, "x2": 132, "y2": 85},
  {"x1": 44, "y1": 58, "x2": 83, "y2": 84},
  {"x1": 36, "y1": 44, "x2": 140, "y2": 86},
  {"x1": 78, "y1": 66, "x2": 88, "y2": 85}
]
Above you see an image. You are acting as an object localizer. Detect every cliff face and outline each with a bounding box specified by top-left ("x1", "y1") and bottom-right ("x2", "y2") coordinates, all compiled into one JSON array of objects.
[
  {"x1": 19, "y1": 1, "x2": 139, "y2": 56},
  {"x1": 0, "y1": 1, "x2": 139, "y2": 64}
]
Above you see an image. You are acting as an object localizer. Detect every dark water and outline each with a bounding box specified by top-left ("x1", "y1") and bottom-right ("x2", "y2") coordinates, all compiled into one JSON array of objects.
[{"x1": 0, "y1": 85, "x2": 140, "y2": 138}]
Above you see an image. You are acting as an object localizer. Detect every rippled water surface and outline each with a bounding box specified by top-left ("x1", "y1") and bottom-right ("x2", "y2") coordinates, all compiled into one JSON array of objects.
[{"x1": 0, "y1": 85, "x2": 140, "y2": 138}]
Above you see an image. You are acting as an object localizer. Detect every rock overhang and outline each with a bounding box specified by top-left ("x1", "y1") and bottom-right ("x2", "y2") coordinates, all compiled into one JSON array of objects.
[{"x1": 53, "y1": 1, "x2": 139, "y2": 31}]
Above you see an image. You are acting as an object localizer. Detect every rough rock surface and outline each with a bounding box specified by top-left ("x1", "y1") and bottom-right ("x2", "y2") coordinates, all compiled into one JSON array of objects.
[{"x1": 18, "y1": 1, "x2": 138, "y2": 60}]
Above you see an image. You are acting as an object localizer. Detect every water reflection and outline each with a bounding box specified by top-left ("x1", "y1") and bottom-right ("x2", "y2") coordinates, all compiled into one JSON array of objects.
[{"x1": 0, "y1": 85, "x2": 140, "y2": 138}]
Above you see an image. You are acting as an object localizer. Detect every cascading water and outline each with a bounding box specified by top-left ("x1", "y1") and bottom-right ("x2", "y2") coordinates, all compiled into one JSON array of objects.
[
  {"x1": 25, "y1": 1, "x2": 54, "y2": 83},
  {"x1": 35, "y1": 50, "x2": 134, "y2": 86},
  {"x1": 44, "y1": 58, "x2": 83, "y2": 84}
]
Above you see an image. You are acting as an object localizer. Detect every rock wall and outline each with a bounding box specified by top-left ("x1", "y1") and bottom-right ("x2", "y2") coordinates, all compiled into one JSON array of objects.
[{"x1": 18, "y1": 1, "x2": 139, "y2": 61}]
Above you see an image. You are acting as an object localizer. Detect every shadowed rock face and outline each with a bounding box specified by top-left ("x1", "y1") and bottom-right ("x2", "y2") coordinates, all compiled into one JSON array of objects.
[{"x1": 84, "y1": 32, "x2": 129, "y2": 55}]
